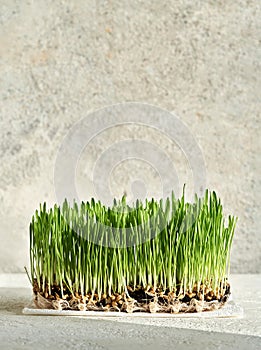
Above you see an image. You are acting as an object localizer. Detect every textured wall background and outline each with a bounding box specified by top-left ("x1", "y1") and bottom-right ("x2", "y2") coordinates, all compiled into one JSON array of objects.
[{"x1": 0, "y1": 0, "x2": 260, "y2": 273}]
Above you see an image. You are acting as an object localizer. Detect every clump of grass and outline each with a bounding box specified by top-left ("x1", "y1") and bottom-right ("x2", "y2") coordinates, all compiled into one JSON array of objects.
[{"x1": 29, "y1": 190, "x2": 237, "y2": 312}]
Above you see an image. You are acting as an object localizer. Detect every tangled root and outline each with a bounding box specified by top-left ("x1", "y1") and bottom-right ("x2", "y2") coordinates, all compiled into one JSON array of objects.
[
  {"x1": 33, "y1": 280, "x2": 230, "y2": 313},
  {"x1": 34, "y1": 291, "x2": 229, "y2": 313}
]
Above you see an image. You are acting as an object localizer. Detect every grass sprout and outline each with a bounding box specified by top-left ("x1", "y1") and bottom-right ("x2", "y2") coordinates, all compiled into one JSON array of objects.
[{"x1": 29, "y1": 190, "x2": 237, "y2": 300}]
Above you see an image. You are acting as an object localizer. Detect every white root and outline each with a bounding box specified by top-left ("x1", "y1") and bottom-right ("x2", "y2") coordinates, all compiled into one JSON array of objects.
[{"x1": 34, "y1": 291, "x2": 230, "y2": 313}]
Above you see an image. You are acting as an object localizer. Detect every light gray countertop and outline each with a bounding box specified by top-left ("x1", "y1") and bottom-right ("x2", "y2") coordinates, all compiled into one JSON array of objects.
[{"x1": 0, "y1": 274, "x2": 260, "y2": 349}]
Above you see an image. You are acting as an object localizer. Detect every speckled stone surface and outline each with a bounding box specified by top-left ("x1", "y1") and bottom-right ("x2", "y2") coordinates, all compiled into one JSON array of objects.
[
  {"x1": 0, "y1": 1, "x2": 260, "y2": 273},
  {"x1": 0, "y1": 275, "x2": 260, "y2": 349}
]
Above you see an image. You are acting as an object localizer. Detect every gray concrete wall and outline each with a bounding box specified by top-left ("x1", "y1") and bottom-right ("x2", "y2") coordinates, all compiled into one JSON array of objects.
[{"x1": 0, "y1": 1, "x2": 260, "y2": 273}]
